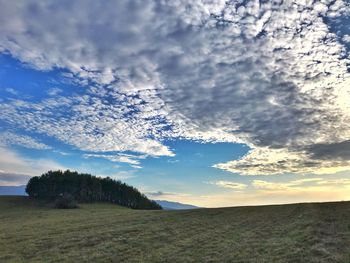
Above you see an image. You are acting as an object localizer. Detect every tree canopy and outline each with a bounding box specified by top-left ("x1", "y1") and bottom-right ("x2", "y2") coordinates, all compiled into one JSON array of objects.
[{"x1": 26, "y1": 170, "x2": 162, "y2": 210}]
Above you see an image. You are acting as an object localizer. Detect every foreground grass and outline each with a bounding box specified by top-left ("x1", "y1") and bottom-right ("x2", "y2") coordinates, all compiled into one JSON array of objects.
[{"x1": 1, "y1": 196, "x2": 350, "y2": 262}]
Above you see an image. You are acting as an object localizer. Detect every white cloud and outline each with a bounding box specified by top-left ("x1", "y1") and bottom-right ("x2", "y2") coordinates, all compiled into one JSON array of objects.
[
  {"x1": 47, "y1": 88, "x2": 62, "y2": 96},
  {"x1": 252, "y1": 177, "x2": 350, "y2": 191},
  {"x1": 315, "y1": 178, "x2": 350, "y2": 186},
  {"x1": 343, "y1": 34, "x2": 350, "y2": 43},
  {"x1": 0, "y1": 0, "x2": 349, "y2": 175},
  {"x1": 207, "y1": 180, "x2": 247, "y2": 190},
  {"x1": 97, "y1": 171, "x2": 135, "y2": 181},
  {"x1": 0, "y1": 146, "x2": 66, "y2": 185},
  {"x1": 5, "y1": 88, "x2": 18, "y2": 95},
  {"x1": 0, "y1": 131, "x2": 51, "y2": 150},
  {"x1": 83, "y1": 153, "x2": 147, "y2": 166},
  {"x1": 0, "y1": 93, "x2": 174, "y2": 156}
]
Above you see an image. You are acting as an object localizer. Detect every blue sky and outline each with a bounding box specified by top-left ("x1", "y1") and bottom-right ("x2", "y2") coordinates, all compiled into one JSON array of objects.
[{"x1": 1, "y1": 1, "x2": 350, "y2": 207}]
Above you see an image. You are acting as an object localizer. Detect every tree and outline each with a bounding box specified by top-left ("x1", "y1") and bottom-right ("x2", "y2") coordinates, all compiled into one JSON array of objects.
[
  {"x1": 26, "y1": 170, "x2": 162, "y2": 210},
  {"x1": 54, "y1": 193, "x2": 78, "y2": 209}
]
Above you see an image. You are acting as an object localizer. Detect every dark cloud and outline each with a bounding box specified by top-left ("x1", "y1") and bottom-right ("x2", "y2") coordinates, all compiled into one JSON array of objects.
[
  {"x1": 0, "y1": 172, "x2": 31, "y2": 186},
  {"x1": 307, "y1": 140, "x2": 350, "y2": 161},
  {"x1": 146, "y1": 191, "x2": 179, "y2": 197}
]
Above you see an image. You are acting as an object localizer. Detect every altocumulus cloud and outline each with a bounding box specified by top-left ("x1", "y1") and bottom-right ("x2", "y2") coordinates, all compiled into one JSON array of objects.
[
  {"x1": 0, "y1": 132, "x2": 51, "y2": 150},
  {"x1": 0, "y1": 0, "x2": 350, "y2": 175}
]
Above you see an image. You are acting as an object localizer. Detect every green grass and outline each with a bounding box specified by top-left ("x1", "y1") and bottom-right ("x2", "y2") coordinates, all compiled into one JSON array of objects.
[{"x1": 1, "y1": 196, "x2": 350, "y2": 262}]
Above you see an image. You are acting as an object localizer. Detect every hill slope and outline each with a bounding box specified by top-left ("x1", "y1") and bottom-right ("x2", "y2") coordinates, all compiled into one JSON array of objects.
[{"x1": 0, "y1": 196, "x2": 350, "y2": 262}]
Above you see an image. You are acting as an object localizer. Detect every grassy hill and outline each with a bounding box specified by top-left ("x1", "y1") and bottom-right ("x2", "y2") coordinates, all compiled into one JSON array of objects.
[{"x1": 1, "y1": 196, "x2": 350, "y2": 262}]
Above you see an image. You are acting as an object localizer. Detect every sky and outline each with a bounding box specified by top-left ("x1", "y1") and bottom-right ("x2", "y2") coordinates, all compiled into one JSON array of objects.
[{"x1": 1, "y1": 0, "x2": 350, "y2": 207}]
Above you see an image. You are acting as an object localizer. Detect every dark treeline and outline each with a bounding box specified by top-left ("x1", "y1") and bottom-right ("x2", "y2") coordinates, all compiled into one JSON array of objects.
[{"x1": 26, "y1": 170, "x2": 162, "y2": 210}]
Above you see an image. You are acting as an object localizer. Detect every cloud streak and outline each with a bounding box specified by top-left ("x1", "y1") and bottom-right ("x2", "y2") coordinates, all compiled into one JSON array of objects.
[
  {"x1": 207, "y1": 180, "x2": 247, "y2": 190},
  {"x1": 83, "y1": 153, "x2": 147, "y2": 166}
]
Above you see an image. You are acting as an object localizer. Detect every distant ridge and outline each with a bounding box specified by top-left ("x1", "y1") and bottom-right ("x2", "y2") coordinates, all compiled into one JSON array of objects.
[
  {"x1": 155, "y1": 200, "x2": 199, "y2": 210},
  {"x1": 0, "y1": 185, "x2": 26, "y2": 196}
]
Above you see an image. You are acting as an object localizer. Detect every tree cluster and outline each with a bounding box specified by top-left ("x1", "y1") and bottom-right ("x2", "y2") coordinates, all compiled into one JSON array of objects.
[
  {"x1": 26, "y1": 170, "x2": 162, "y2": 210},
  {"x1": 54, "y1": 193, "x2": 78, "y2": 209}
]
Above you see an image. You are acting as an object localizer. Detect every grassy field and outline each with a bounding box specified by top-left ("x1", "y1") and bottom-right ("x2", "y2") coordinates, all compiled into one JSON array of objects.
[{"x1": 1, "y1": 196, "x2": 350, "y2": 262}]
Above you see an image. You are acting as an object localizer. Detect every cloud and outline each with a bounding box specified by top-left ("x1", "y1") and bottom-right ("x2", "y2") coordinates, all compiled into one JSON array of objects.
[
  {"x1": 97, "y1": 171, "x2": 135, "y2": 181},
  {"x1": 52, "y1": 150, "x2": 71, "y2": 156},
  {"x1": 306, "y1": 140, "x2": 350, "y2": 160},
  {"x1": 0, "y1": 0, "x2": 349, "y2": 175},
  {"x1": 0, "y1": 146, "x2": 66, "y2": 185},
  {"x1": 252, "y1": 177, "x2": 350, "y2": 191},
  {"x1": 207, "y1": 180, "x2": 247, "y2": 190},
  {"x1": 343, "y1": 35, "x2": 350, "y2": 43},
  {"x1": 0, "y1": 131, "x2": 51, "y2": 150},
  {"x1": 83, "y1": 153, "x2": 147, "y2": 166},
  {"x1": 214, "y1": 147, "x2": 350, "y2": 175},
  {"x1": 316, "y1": 178, "x2": 350, "y2": 186},
  {"x1": 5, "y1": 88, "x2": 18, "y2": 96},
  {"x1": 0, "y1": 92, "x2": 175, "y2": 156},
  {"x1": 146, "y1": 191, "x2": 171, "y2": 197},
  {"x1": 252, "y1": 178, "x2": 323, "y2": 191},
  {"x1": 47, "y1": 88, "x2": 62, "y2": 96},
  {"x1": 184, "y1": 176, "x2": 350, "y2": 207},
  {"x1": 0, "y1": 172, "x2": 31, "y2": 186},
  {"x1": 146, "y1": 190, "x2": 189, "y2": 198}
]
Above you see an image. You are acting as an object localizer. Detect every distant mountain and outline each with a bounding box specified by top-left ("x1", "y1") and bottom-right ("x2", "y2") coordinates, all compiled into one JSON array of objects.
[
  {"x1": 155, "y1": 200, "x2": 200, "y2": 210},
  {"x1": 0, "y1": 185, "x2": 26, "y2": 196}
]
